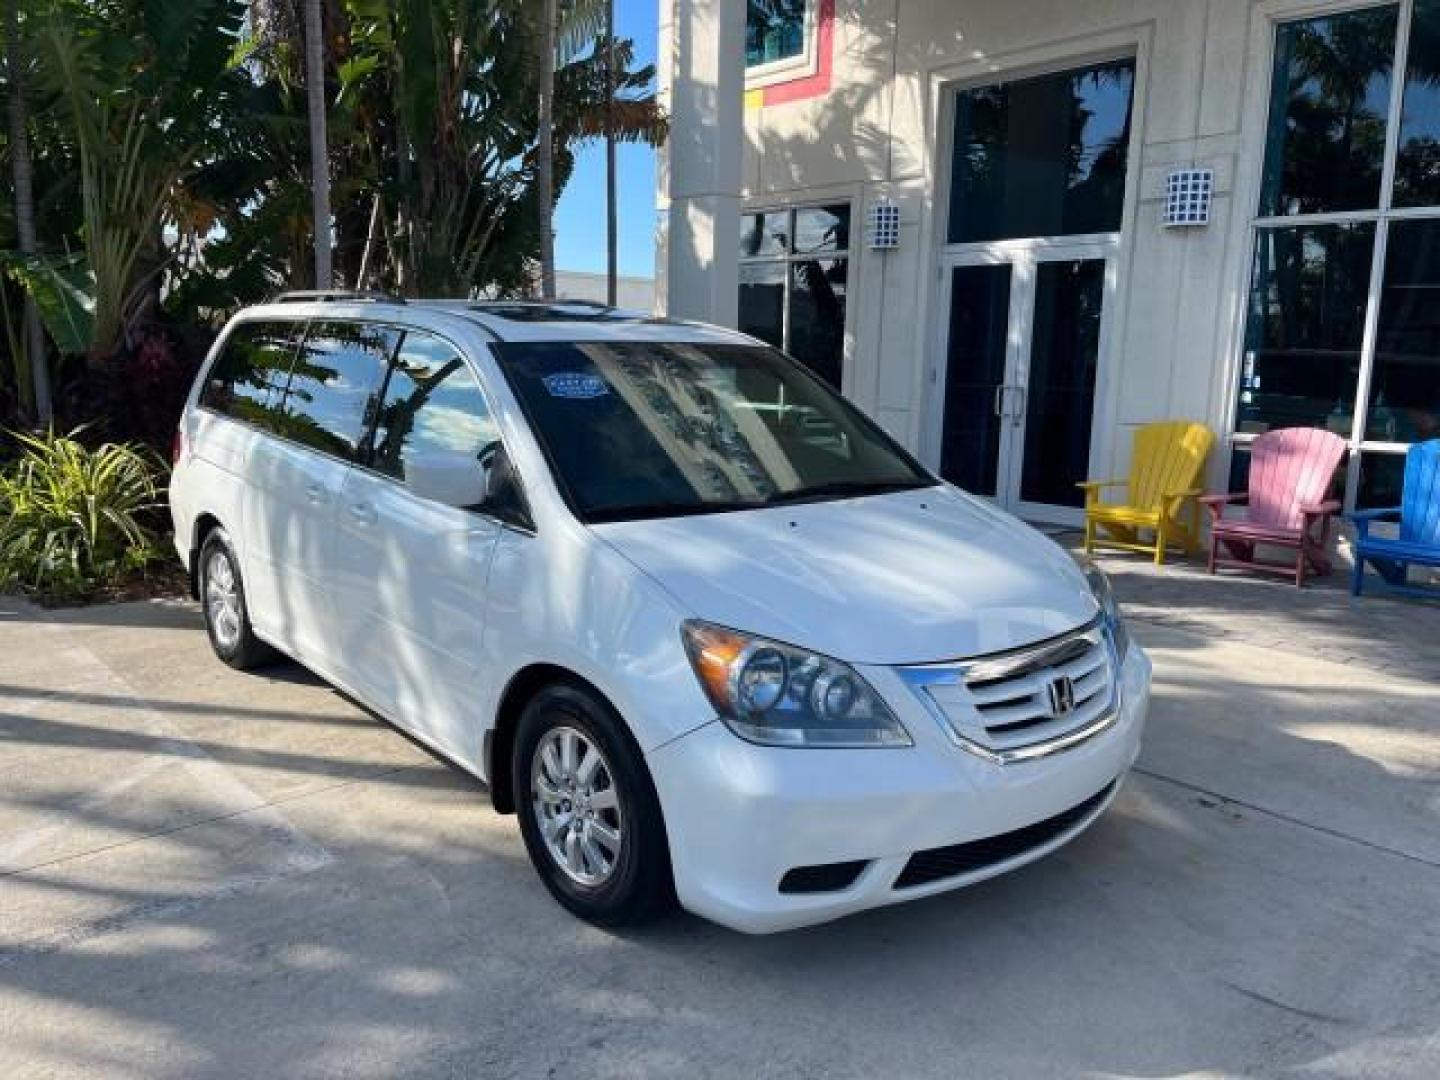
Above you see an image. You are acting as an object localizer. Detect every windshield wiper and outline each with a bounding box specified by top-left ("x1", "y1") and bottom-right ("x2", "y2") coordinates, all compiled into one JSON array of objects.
[
  {"x1": 763, "y1": 478, "x2": 935, "y2": 507},
  {"x1": 586, "y1": 500, "x2": 764, "y2": 524}
]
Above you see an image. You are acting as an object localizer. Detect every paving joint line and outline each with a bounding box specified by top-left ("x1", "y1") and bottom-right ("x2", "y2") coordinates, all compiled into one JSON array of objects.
[{"x1": 1132, "y1": 766, "x2": 1440, "y2": 873}]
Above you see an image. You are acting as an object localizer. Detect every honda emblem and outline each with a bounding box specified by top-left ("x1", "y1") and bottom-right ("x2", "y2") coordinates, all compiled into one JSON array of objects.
[{"x1": 1047, "y1": 675, "x2": 1077, "y2": 718}]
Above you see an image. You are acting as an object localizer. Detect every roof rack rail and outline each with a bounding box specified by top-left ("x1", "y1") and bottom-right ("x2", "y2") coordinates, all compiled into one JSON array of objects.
[{"x1": 270, "y1": 290, "x2": 405, "y2": 305}]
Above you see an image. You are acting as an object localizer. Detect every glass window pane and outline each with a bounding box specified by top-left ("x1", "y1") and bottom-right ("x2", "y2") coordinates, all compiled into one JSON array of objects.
[
  {"x1": 370, "y1": 332, "x2": 500, "y2": 487},
  {"x1": 1368, "y1": 219, "x2": 1440, "y2": 443},
  {"x1": 281, "y1": 321, "x2": 397, "y2": 459},
  {"x1": 741, "y1": 211, "x2": 789, "y2": 258},
  {"x1": 746, "y1": 0, "x2": 807, "y2": 68},
  {"x1": 1018, "y1": 259, "x2": 1105, "y2": 508},
  {"x1": 492, "y1": 342, "x2": 930, "y2": 523},
  {"x1": 948, "y1": 59, "x2": 1135, "y2": 244},
  {"x1": 739, "y1": 262, "x2": 785, "y2": 349},
  {"x1": 787, "y1": 258, "x2": 847, "y2": 389},
  {"x1": 1394, "y1": 0, "x2": 1440, "y2": 207},
  {"x1": 200, "y1": 321, "x2": 299, "y2": 431},
  {"x1": 793, "y1": 205, "x2": 850, "y2": 256},
  {"x1": 1238, "y1": 223, "x2": 1375, "y2": 435},
  {"x1": 1259, "y1": 7, "x2": 1398, "y2": 217},
  {"x1": 940, "y1": 265, "x2": 1012, "y2": 497},
  {"x1": 1357, "y1": 451, "x2": 1408, "y2": 509}
]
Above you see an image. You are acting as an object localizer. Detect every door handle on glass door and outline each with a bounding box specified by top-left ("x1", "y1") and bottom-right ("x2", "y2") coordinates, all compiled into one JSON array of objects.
[
  {"x1": 1011, "y1": 386, "x2": 1027, "y2": 427},
  {"x1": 994, "y1": 384, "x2": 1007, "y2": 418},
  {"x1": 347, "y1": 502, "x2": 377, "y2": 526}
]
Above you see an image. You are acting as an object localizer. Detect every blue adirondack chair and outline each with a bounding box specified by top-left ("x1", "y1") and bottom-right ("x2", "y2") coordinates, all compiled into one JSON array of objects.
[{"x1": 1349, "y1": 439, "x2": 1440, "y2": 600}]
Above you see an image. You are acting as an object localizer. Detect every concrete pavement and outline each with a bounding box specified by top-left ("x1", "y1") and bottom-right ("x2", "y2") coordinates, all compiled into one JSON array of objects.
[{"x1": 0, "y1": 570, "x2": 1438, "y2": 1079}]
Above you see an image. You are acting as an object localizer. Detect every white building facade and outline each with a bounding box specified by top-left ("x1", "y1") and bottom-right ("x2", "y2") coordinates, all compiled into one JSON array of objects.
[{"x1": 657, "y1": 0, "x2": 1440, "y2": 524}]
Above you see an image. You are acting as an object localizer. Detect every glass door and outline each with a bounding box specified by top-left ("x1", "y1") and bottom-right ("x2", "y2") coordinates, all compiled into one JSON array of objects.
[{"x1": 934, "y1": 246, "x2": 1112, "y2": 521}]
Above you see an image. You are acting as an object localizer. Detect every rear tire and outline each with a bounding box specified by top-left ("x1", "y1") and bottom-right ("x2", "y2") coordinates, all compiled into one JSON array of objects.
[
  {"x1": 513, "y1": 683, "x2": 674, "y2": 927},
  {"x1": 198, "y1": 527, "x2": 275, "y2": 671}
]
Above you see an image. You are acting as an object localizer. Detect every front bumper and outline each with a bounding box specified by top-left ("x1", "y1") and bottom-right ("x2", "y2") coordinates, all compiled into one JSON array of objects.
[{"x1": 647, "y1": 644, "x2": 1151, "y2": 933}]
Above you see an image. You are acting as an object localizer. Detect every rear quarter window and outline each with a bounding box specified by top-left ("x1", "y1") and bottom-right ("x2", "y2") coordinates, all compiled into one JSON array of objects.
[{"x1": 200, "y1": 321, "x2": 302, "y2": 430}]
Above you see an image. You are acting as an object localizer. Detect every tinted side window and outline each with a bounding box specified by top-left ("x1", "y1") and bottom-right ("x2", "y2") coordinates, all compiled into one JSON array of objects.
[
  {"x1": 199, "y1": 321, "x2": 300, "y2": 430},
  {"x1": 280, "y1": 321, "x2": 398, "y2": 460},
  {"x1": 369, "y1": 331, "x2": 501, "y2": 484}
]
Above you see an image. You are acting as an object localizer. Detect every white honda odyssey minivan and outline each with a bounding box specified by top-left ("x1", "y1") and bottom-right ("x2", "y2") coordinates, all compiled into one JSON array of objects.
[{"x1": 170, "y1": 293, "x2": 1151, "y2": 933}]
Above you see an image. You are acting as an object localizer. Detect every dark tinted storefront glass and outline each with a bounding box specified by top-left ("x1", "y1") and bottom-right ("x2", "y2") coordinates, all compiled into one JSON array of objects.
[
  {"x1": 281, "y1": 321, "x2": 397, "y2": 459},
  {"x1": 948, "y1": 59, "x2": 1135, "y2": 243},
  {"x1": 1259, "y1": 6, "x2": 1398, "y2": 217},
  {"x1": 1368, "y1": 219, "x2": 1440, "y2": 443},
  {"x1": 1238, "y1": 223, "x2": 1375, "y2": 434},
  {"x1": 1356, "y1": 450, "x2": 1408, "y2": 509},
  {"x1": 1395, "y1": 0, "x2": 1440, "y2": 206},
  {"x1": 1019, "y1": 259, "x2": 1105, "y2": 508},
  {"x1": 201, "y1": 321, "x2": 299, "y2": 430},
  {"x1": 787, "y1": 259, "x2": 846, "y2": 389},
  {"x1": 369, "y1": 331, "x2": 500, "y2": 485},
  {"x1": 745, "y1": 0, "x2": 806, "y2": 67},
  {"x1": 940, "y1": 265, "x2": 1011, "y2": 497},
  {"x1": 739, "y1": 262, "x2": 785, "y2": 349}
]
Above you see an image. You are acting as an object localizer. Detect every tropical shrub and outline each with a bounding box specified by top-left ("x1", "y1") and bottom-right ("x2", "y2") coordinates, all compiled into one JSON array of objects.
[{"x1": 0, "y1": 429, "x2": 166, "y2": 598}]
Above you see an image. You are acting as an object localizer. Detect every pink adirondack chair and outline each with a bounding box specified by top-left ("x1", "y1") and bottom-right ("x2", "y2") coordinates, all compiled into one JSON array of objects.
[{"x1": 1201, "y1": 427, "x2": 1347, "y2": 587}]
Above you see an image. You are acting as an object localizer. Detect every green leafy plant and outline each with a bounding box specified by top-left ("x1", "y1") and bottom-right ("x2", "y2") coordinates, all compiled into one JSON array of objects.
[{"x1": 0, "y1": 428, "x2": 166, "y2": 598}]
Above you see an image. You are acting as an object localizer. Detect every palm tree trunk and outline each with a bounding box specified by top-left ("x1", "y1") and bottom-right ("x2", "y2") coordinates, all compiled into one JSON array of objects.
[
  {"x1": 304, "y1": 0, "x2": 332, "y2": 288},
  {"x1": 4, "y1": 0, "x2": 51, "y2": 427},
  {"x1": 604, "y1": 0, "x2": 617, "y2": 307},
  {"x1": 536, "y1": 0, "x2": 557, "y2": 300}
]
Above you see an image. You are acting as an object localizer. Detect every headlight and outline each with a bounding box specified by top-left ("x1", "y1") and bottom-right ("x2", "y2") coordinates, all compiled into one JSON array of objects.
[
  {"x1": 681, "y1": 621, "x2": 912, "y2": 748},
  {"x1": 1083, "y1": 563, "x2": 1131, "y2": 661}
]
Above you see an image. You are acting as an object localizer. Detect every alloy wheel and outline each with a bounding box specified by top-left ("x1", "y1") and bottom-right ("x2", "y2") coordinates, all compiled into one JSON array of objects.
[{"x1": 530, "y1": 726, "x2": 624, "y2": 887}]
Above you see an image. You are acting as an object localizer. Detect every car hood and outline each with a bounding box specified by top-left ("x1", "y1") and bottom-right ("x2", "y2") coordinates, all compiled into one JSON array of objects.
[{"x1": 592, "y1": 485, "x2": 1098, "y2": 666}]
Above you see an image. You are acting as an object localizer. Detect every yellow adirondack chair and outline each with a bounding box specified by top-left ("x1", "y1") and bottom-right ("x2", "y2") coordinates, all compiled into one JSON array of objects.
[{"x1": 1079, "y1": 421, "x2": 1215, "y2": 565}]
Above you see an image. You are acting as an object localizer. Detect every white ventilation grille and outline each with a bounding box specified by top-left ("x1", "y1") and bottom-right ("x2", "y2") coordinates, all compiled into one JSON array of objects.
[
  {"x1": 1163, "y1": 168, "x2": 1214, "y2": 227},
  {"x1": 867, "y1": 201, "x2": 900, "y2": 249}
]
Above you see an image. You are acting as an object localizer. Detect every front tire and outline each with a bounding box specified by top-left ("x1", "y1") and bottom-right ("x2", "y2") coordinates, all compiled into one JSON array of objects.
[
  {"x1": 513, "y1": 683, "x2": 674, "y2": 927},
  {"x1": 198, "y1": 527, "x2": 274, "y2": 671}
]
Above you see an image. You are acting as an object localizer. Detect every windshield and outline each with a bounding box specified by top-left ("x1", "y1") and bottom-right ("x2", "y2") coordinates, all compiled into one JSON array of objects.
[{"x1": 493, "y1": 341, "x2": 935, "y2": 523}]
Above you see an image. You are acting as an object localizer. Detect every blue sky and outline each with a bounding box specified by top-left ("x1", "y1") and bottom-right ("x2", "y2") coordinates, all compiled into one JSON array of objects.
[{"x1": 554, "y1": 1, "x2": 660, "y2": 281}]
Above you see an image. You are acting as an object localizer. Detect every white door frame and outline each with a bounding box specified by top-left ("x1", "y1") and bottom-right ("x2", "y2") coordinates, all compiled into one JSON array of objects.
[{"x1": 927, "y1": 234, "x2": 1120, "y2": 526}]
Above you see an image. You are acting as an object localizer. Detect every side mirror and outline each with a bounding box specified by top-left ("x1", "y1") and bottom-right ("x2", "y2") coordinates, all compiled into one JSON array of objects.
[{"x1": 405, "y1": 451, "x2": 489, "y2": 509}]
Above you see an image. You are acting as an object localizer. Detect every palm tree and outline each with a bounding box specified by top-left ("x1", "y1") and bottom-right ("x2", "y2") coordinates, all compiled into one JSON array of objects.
[
  {"x1": 304, "y1": 0, "x2": 331, "y2": 288},
  {"x1": 4, "y1": 0, "x2": 52, "y2": 425},
  {"x1": 537, "y1": 0, "x2": 558, "y2": 299},
  {"x1": 603, "y1": 0, "x2": 616, "y2": 306}
]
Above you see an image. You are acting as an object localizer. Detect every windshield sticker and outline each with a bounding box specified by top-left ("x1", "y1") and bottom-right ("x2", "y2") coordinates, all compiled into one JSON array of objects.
[{"x1": 542, "y1": 372, "x2": 611, "y2": 400}]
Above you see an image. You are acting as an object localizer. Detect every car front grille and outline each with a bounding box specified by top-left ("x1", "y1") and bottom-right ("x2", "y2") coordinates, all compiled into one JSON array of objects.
[
  {"x1": 893, "y1": 781, "x2": 1116, "y2": 889},
  {"x1": 897, "y1": 619, "x2": 1117, "y2": 764}
]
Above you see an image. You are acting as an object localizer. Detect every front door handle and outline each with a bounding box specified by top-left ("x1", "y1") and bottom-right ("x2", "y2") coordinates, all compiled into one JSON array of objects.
[
  {"x1": 304, "y1": 482, "x2": 328, "y2": 505},
  {"x1": 347, "y1": 502, "x2": 377, "y2": 527}
]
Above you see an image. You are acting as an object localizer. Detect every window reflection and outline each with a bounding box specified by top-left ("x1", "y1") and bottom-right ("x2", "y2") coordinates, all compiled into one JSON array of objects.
[
  {"x1": 739, "y1": 263, "x2": 785, "y2": 350},
  {"x1": 1396, "y1": 0, "x2": 1440, "y2": 206},
  {"x1": 370, "y1": 332, "x2": 499, "y2": 485},
  {"x1": 788, "y1": 259, "x2": 847, "y2": 391},
  {"x1": 1239, "y1": 224, "x2": 1374, "y2": 434},
  {"x1": 1369, "y1": 219, "x2": 1440, "y2": 443},
  {"x1": 1259, "y1": 7, "x2": 1398, "y2": 217},
  {"x1": 745, "y1": 0, "x2": 807, "y2": 68},
  {"x1": 948, "y1": 59, "x2": 1135, "y2": 244},
  {"x1": 281, "y1": 321, "x2": 397, "y2": 460}
]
